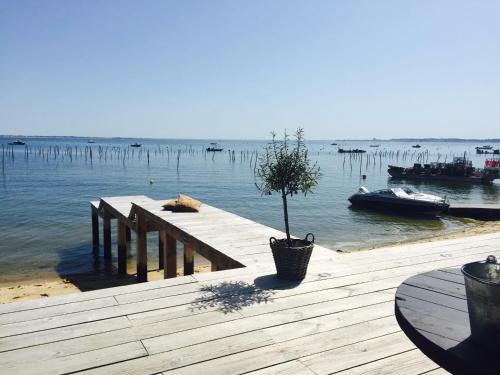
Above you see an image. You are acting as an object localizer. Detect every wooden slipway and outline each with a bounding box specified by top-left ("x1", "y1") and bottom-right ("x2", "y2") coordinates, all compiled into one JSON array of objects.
[
  {"x1": 2, "y1": 195, "x2": 499, "y2": 374},
  {"x1": 448, "y1": 202, "x2": 500, "y2": 221}
]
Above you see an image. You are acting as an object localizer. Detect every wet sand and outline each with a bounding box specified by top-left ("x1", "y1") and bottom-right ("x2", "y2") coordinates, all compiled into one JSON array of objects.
[
  {"x1": 340, "y1": 219, "x2": 500, "y2": 253},
  {"x1": 2, "y1": 220, "x2": 499, "y2": 304}
]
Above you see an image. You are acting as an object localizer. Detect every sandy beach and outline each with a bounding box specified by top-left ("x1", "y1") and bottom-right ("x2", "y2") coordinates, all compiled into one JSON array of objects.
[
  {"x1": 1, "y1": 220, "x2": 499, "y2": 304},
  {"x1": 340, "y1": 219, "x2": 500, "y2": 253},
  {"x1": 0, "y1": 265, "x2": 211, "y2": 304}
]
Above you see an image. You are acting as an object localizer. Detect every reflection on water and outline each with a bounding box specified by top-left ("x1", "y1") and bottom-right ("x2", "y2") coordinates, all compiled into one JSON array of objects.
[{"x1": 0, "y1": 136, "x2": 499, "y2": 280}]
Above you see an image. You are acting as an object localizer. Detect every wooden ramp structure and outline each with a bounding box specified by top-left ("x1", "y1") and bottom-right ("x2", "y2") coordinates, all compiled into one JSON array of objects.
[
  {"x1": 1, "y1": 196, "x2": 500, "y2": 374},
  {"x1": 448, "y1": 202, "x2": 500, "y2": 220}
]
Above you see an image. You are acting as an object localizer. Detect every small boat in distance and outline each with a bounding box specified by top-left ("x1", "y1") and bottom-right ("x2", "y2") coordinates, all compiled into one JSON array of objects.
[
  {"x1": 206, "y1": 142, "x2": 223, "y2": 152},
  {"x1": 477, "y1": 145, "x2": 493, "y2": 150},
  {"x1": 8, "y1": 140, "x2": 26, "y2": 145},
  {"x1": 130, "y1": 143, "x2": 141, "y2": 147},
  {"x1": 476, "y1": 146, "x2": 499, "y2": 155},
  {"x1": 412, "y1": 144, "x2": 421, "y2": 148},
  {"x1": 370, "y1": 145, "x2": 379, "y2": 147},
  {"x1": 338, "y1": 148, "x2": 366, "y2": 154},
  {"x1": 331, "y1": 143, "x2": 338, "y2": 146},
  {"x1": 348, "y1": 186, "x2": 449, "y2": 216},
  {"x1": 87, "y1": 139, "x2": 95, "y2": 143}
]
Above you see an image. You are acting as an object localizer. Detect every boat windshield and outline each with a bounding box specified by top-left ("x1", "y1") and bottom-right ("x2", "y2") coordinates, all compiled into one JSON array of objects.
[
  {"x1": 375, "y1": 189, "x2": 395, "y2": 195},
  {"x1": 403, "y1": 188, "x2": 415, "y2": 194}
]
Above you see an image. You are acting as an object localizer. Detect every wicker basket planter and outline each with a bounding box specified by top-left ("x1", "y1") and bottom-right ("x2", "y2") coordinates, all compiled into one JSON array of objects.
[{"x1": 270, "y1": 233, "x2": 315, "y2": 281}]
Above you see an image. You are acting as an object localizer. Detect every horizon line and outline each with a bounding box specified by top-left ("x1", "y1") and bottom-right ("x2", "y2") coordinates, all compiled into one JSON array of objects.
[{"x1": 2, "y1": 134, "x2": 500, "y2": 143}]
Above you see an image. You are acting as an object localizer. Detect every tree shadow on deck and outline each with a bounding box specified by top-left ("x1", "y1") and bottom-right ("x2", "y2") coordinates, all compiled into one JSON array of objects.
[{"x1": 190, "y1": 275, "x2": 302, "y2": 314}]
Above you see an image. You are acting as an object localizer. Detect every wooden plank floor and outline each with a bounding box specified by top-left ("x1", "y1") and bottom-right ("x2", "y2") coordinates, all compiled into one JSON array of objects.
[{"x1": 1, "y1": 200, "x2": 499, "y2": 374}]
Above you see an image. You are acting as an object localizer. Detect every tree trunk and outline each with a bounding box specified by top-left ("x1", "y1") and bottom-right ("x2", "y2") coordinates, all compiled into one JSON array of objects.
[{"x1": 281, "y1": 189, "x2": 291, "y2": 245}]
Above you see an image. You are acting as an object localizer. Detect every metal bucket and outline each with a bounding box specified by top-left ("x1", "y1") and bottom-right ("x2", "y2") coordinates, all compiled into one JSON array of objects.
[{"x1": 462, "y1": 255, "x2": 500, "y2": 350}]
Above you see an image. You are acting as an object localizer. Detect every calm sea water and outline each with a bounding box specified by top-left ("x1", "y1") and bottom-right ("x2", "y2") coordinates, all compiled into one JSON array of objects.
[{"x1": 1, "y1": 136, "x2": 499, "y2": 282}]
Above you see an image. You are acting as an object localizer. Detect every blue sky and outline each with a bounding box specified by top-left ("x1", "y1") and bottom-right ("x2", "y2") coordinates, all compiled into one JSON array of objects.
[{"x1": 1, "y1": 0, "x2": 499, "y2": 139}]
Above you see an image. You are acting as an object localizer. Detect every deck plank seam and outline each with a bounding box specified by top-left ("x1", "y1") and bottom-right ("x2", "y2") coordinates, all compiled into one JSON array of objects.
[
  {"x1": 323, "y1": 347, "x2": 421, "y2": 375},
  {"x1": 0, "y1": 292, "x2": 398, "y2": 360},
  {"x1": 144, "y1": 303, "x2": 397, "y2": 358},
  {"x1": 188, "y1": 246, "x2": 494, "y2": 292},
  {"x1": 127, "y1": 289, "x2": 397, "y2": 337},
  {"x1": 141, "y1": 317, "x2": 403, "y2": 374},
  {"x1": 397, "y1": 291, "x2": 467, "y2": 313},
  {"x1": 422, "y1": 274, "x2": 465, "y2": 286},
  {"x1": 402, "y1": 282, "x2": 466, "y2": 301}
]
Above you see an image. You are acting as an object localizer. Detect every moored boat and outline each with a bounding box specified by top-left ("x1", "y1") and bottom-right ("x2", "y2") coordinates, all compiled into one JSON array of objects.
[
  {"x1": 206, "y1": 142, "x2": 223, "y2": 152},
  {"x1": 388, "y1": 157, "x2": 500, "y2": 184},
  {"x1": 130, "y1": 143, "x2": 141, "y2": 147},
  {"x1": 476, "y1": 147, "x2": 499, "y2": 155},
  {"x1": 338, "y1": 148, "x2": 366, "y2": 154},
  {"x1": 412, "y1": 144, "x2": 421, "y2": 148},
  {"x1": 8, "y1": 139, "x2": 26, "y2": 145},
  {"x1": 348, "y1": 186, "x2": 449, "y2": 216}
]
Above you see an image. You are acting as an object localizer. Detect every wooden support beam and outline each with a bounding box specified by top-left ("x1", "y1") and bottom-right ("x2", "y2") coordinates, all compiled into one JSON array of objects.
[
  {"x1": 91, "y1": 205, "x2": 99, "y2": 255},
  {"x1": 211, "y1": 262, "x2": 218, "y2": 272},
  {"x1": 184, "y1": 243, "x2": 194, "y2": 276},
  {"x1": 103, "y1": 209, "x2": 112, "y2": 263},
  {"x1": 125, "y1": 226, "x2": 132, "y2": 258},
  {"x1": 158, "y1": 232, "x2": 164, "y2": 270},
  {"x1": 160, "y1": 231, "x2": 177, "y2": 279},
  {"x1": 117, "y1": 220, "x2": 127, "y2": 275},
  {"x1": 136, "y1": 215, "x2": 148, "y2": 283}
]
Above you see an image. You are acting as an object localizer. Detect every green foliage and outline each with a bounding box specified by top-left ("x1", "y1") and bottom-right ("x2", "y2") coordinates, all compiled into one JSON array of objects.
[
  {"x1": 255, "y1": 128, "x2": 321, "y2": 242},
  {"x1": 256, "y1": 128, "x2": 321, "y2": 198}
]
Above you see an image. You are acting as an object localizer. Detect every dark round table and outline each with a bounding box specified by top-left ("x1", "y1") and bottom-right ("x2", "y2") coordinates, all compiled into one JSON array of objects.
[{"x1": 395, "y1": 268, "x2": 497, "y2": 375}]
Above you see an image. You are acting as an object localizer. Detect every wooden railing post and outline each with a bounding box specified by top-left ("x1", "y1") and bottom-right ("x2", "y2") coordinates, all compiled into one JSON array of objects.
[
  {"x1": 158, "y1": 232, "x2": 164, "y2": 270},
  {"x1": 103, "y1": 209, "x2": 112, "y2": 262},
  {"x1": 117, "y1": 220, "x2": 127, "y2": 275},
  {"x1": 91, "y1": 205, "x2": 99, "y2": 255},
  {"x1": 184, "y1": 243, "x2": 194, "y2": 276},
  {"x1": 136, "y1": 214, "x2": 148, "y2": 282}
]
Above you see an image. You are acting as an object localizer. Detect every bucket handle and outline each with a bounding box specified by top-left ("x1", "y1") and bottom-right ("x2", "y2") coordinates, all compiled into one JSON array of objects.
[
  {"x1": 305, "y1": 233, "x2": 315, "y2": 243},
  {"x1": 269, "y1": 237, "x2": 277, "y2": 246}
]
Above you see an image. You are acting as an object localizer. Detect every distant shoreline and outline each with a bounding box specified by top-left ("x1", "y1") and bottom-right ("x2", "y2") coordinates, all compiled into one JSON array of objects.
[{"x1": 2, "y1": 135, "x2": 500, "y2": 143}]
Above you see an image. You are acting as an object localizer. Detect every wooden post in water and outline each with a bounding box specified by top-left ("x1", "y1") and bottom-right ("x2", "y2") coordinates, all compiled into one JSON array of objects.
[
  {"x1": 184, "y1": 243, "x2": 194, "y2": 275},
  {"x1": 103, "y1": 209, "x2": 112, "y2": 262},
  {"x1": 136, "y1": 214, "x2": 148, "y2": 282},
  {"x1": 91, "y1": 205, "x2": 100, "y2": 255},
  {"x1": 158, "y1": 232, "x2": 164, "y2": 270},
  {"x1": 117, "y1": 220, "x2": 127, "y2": 274}
]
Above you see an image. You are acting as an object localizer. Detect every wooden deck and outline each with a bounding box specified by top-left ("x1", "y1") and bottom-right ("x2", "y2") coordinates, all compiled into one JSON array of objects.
[{"x1": 1, "y1": 197, "x2": 499, "y2": 374}]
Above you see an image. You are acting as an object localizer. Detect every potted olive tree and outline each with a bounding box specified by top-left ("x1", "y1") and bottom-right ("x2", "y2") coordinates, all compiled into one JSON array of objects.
[{"x1": 255, "y1": 128, "x2": 321, "y2": 280}]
